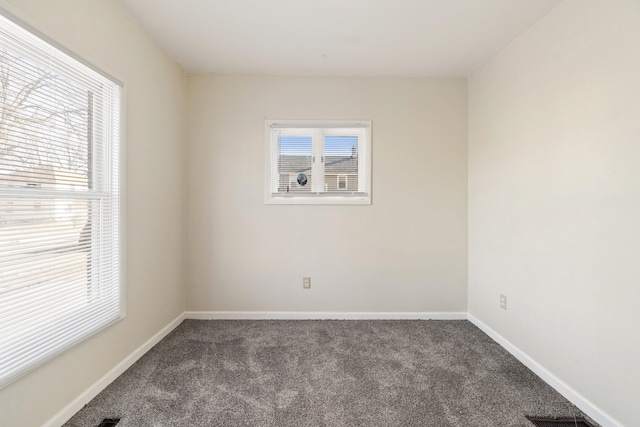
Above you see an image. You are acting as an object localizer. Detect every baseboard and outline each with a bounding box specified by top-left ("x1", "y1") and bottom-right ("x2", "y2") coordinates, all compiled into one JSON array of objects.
[
  {"x1": 42, "y1": 313, "x2": 185, "y2": 427},
  {"x1": 185, "y1": 311, "x2": 468, "y2": 320},
  {"x1": 467, "y1": 314, "x2": 621, "y2": 427}
]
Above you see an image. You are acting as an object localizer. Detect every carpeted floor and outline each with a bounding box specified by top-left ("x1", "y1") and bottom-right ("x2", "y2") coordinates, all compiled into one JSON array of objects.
[{"x1": 64, "y1": 320, "x2": 595, "y2": 427}]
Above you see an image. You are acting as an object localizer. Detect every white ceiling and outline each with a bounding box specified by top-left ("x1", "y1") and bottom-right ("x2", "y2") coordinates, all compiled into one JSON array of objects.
[{"x1": 115, "y1": 0, "x2": 562, "y2": 77}]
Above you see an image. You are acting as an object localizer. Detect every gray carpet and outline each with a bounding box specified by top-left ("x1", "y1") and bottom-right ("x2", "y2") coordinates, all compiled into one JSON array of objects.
[{"x1": 64, "y1": 320, "x2": 595, "y2": 427}]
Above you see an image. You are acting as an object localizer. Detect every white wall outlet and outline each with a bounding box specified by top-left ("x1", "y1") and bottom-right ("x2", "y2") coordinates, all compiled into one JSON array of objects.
[
  {"x1": 500, "y1": 294, "x2": 507, "y2": 310},
  {"x1": 303, "y1": 277, "x2": 311, "y2": 289}
]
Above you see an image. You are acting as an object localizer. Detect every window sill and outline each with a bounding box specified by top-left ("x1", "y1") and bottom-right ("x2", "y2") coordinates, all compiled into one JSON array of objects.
[{"x1": 265, "y1": 194, "x2": 371, "y2": 205}]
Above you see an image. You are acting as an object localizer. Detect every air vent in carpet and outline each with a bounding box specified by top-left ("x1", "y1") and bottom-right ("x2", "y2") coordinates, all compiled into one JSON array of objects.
[
  {"x1": 97, "y1": 418, "x2": 120, "y2": 427},
  {"x1": 526, "y1": 416, "x2": 596, "y2": 427}
]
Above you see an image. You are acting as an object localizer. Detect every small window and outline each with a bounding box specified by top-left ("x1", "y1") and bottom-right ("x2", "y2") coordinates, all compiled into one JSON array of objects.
[
  {"x1": 337, "y1": 175, "x2": 347, "y2": 190},
  {"x1": 265, "y1": 120, "x2": 371, "y2": 204}
]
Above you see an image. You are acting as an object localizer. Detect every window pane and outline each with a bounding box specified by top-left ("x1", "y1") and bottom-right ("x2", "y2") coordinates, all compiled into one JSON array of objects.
[
  {"x1": 0, "y1": 198, "x2": 91, "y2": 338},
  {"x1": 277, "y1": 134, "x2": 313, "y2": 193},
  {"x1": 324, "y1": 135, "x2": 358, "y2": 192}
]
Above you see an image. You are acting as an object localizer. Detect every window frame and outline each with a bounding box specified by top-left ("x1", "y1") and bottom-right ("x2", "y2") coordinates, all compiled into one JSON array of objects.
[
  {"x1": 337, "y1": 175, "x2": 348, "y2": 190},
  {"x1": 0, "y1": 7, "x2": 125, "y2": 389},
  {"x1": 264, "y1": 120, "x2": 372, "y2": 205}
]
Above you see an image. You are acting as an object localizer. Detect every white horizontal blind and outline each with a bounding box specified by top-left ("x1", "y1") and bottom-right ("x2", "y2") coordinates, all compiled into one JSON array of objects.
[
  {"x1": 267, "y1": 121, "x2": 371, "y2": 204},
  {"x1": 0, "y1": 13, "x2": 122, "y2": 387}
]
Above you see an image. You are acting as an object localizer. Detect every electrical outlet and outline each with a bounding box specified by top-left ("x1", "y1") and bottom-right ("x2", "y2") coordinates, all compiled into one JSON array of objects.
[
  {"x1": 303, "y1": 277, "x2": 311, "y2": 289},
  {"x1": 500, "y1": 294, "x2": 507, "y2": 310}
]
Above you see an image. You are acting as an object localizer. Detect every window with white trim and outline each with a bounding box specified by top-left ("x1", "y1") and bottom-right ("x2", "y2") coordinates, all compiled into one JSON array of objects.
[
  {"x1": 265, "y1": 120, "x2": 371, "y2": 204},
  {"x1": 0, "y1": 11, "x2": 122, "y2": 388},
  {"x1": 337, "y1": 175, "x2": 348, "y2": 190}
]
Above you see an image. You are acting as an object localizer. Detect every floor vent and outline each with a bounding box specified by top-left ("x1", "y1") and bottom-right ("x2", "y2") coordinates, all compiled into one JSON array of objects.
[
  {"x1": 97, "y1": 419, "x2": 120, "y2": 427},
  {"x1": 526, "y1": 416, "x2": 596, "y2": 427}
]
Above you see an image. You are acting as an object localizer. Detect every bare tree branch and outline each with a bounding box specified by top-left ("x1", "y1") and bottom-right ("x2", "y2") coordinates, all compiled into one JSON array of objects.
[{"x1": 1, "y1": 48, "x2": 90, "y2": 174}]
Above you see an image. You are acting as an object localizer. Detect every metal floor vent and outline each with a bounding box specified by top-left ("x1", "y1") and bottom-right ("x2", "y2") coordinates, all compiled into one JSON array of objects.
[
  {"x1": 97, "y1": 419, "x2": 120, "y2": 427},
  {"x1": 526, "y1": 416, "x2": 596, "y2": 427}
]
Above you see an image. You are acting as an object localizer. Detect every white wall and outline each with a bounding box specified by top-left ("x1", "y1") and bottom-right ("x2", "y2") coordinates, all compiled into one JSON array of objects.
[
  {"x1": 186, "y1": 74, "x2": 467, "y2": 314},
  {"x1": 468, "y1": 0, "x2": 640, "y2": 425},
  {"x1": 0, "y1": 1, "x2": 186, "y2": 426}
]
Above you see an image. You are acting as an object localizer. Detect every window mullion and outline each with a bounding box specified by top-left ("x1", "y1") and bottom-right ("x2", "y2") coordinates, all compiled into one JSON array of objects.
[
  {"x1": 357, "y1": 130, "x2": 365, "y2": 193},
  {"x1": 311, "y1": 129, "x2": 324, "y2": 193}
]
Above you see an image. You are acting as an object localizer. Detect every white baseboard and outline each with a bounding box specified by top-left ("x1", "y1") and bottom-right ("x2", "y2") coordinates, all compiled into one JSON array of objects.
[
  {"x1": 185, "y1": 311, "x2": 468, "y2": 320},
  {"x1": 42, "y1": 313, "x2": 185, "y2": 427},
  {"x1": 468, "y1": 314, "x2": 621, "y2": 427}
]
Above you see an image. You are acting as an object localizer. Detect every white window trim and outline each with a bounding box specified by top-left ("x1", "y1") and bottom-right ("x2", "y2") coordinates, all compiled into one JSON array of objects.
[{"x1": 264, "y1": 120, "x2": 372, "y2": 205}]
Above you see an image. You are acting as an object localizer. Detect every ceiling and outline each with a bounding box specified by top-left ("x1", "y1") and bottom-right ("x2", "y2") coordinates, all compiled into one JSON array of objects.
[{"x1": 115, "y1": 0, "x2": 562, "y2": 77}]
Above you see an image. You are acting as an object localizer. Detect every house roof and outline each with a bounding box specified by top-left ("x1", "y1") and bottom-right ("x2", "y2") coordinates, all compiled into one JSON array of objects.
[{"x1": 278, "y1": 155, "x2": 358, "y2": 174}]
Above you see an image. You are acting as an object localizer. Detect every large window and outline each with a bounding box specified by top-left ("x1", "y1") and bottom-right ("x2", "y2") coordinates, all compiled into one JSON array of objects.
[
  {"x1": 265, "y1": 120, "x2": 371, "y2": 204},
  {"x1": 0, "y1": 11, "x2": 122, "y2": 387}
]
